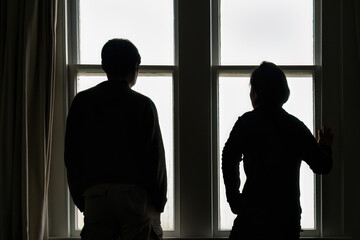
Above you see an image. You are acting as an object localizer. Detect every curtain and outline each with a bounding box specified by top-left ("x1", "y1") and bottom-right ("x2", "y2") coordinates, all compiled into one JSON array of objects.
[
  {"x1": 355, "y1": 0, "x2": 360, "y2": 62},
  {"x1": 0, "y1": 0, "x2": 57, "y2": 239}
]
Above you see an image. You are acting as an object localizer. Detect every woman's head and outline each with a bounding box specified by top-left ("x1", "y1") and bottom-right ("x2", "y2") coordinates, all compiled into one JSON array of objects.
[{"x1": 250, "y1": 61, "x2": 290, "y2": 107}]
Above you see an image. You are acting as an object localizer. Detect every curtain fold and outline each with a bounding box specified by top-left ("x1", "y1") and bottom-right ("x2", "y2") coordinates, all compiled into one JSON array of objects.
[
  {"x1": 355, "y1": 0, "x2": 360, "y2": 62},
  {"x1": 0, "y1": 0, "x2": 57, "y2": 239}
]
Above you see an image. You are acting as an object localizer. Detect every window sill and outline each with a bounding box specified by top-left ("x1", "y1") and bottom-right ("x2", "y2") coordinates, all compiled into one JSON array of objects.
[{"x1": 49, "y1": 237, "x2": 352, "y2": 240}]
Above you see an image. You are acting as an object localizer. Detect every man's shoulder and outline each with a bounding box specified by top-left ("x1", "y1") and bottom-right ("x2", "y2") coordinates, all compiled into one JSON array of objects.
[
  {"x1": 130, "y1": 88, "x2": 150, "y2": 100},
  {"x1": 74, "y1": 81, "x2": 106, "y2": 98},
  {"x1": 129, "y1": 89, "x2": 156, "y2": 108}
]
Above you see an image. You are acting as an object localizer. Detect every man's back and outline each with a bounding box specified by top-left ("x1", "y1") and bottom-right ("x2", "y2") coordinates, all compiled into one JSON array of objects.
[
  {"x1": 76, "y1": 81, "x2": 156, "y2": 186},
  {"x1": 65, "y1": 38, "x2": 167, "y2": 240},
  {"x1": 65, "y1": 80, "x2": 167, "y2": 213}
]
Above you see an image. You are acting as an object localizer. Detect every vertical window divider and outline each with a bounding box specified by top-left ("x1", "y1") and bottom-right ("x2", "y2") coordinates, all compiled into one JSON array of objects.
[{"x1": 211, "y1": 0, "x2": 221, "y2": 236}]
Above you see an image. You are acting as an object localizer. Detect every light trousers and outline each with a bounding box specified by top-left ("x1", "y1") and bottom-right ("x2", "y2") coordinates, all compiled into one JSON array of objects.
[{"x1": 80, "y1": 184, "x2": 163, "y2": 240}]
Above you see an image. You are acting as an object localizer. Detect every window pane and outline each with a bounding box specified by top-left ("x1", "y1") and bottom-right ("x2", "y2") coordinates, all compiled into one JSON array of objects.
[
  {"x1": 218, "y1": 75, "x2": 315, "y2": 230},
  {"x1": 79, "y1": 0, "x2": 174, "y2": 65},
  {"x1": 75, "y1": 75, "x2": 175, "y2": 231},
  {"x1": 220, "y1": 0, "x2": 313, "y2": 65}
]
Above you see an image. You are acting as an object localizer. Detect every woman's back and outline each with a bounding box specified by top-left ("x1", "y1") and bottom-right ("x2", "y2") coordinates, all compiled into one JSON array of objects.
[{"x1": 221, "y1": 62, "x2": 333, "y2": 239}]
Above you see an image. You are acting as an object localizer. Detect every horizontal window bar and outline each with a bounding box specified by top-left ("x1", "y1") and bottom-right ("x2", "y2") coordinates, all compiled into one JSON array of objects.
[
  {"x1": 70, "y1": 64, "x2": 176, "y2": 74},
  {"x1": 213, "y1": 65, "x2": 319, "y2": 74}
]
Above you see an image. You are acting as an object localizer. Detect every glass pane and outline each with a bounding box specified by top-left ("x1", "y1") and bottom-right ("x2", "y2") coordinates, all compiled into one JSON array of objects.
[
  {"x1": 220, "y1": 0, "x2": 314, "y2": 65},
  {"x1": 79, "y1": 0, "x2": 174, "y2": 65},
  {"x1": 75, "y1": 75, "x2": 175, "y2": 231},
  {"x1": 218, "y1": 75, "x2": 315, "y2": 230}
]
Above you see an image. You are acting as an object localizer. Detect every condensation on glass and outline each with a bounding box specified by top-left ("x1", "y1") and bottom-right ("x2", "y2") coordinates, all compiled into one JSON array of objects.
[
  {"x1": 75, "y1": 75, "x2": 175, "y2": 231},
  {"x1": 218, "y1": 75, "x2": 315, "y2": 230},
  {"x1": 79, "y1": 0, "x2": 174, "y2": 65}
]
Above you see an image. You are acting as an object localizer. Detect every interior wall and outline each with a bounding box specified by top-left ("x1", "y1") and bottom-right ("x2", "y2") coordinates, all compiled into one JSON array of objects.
[{"x1": 342, "y1": 1, "x2": 360, "y2": 240}]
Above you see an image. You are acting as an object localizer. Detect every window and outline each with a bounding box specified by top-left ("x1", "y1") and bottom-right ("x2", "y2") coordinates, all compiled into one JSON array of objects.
[
  {"x1": 68, "y1": 0, "x2": 176, "y2": 235},
  {"x1": 214, "y1": 0, "x2": 320, "y2": 235},
  {"x1": 77, "y1": 0, "x2": 174, "y2": 65},
  {"x1": 49, "y1": 0, "x2": 331, "y2": 238}
]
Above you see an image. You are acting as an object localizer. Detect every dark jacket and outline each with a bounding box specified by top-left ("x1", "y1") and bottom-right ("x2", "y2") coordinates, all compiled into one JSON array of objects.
[
  {"x1": 222, "y1": 106, "x2": 332, "y2": 233},
  {"x1": 64, "y1": 80, "x2": 167, "y2": 212}
]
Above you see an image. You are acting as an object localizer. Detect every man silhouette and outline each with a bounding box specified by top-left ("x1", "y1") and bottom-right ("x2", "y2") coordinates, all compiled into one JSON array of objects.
[
  {"x1": 65, "y1": 38, "x2": 167, "y2": 240},
  {"x1": 222, "y1": 61, "x2": 333, "y2": 239}
]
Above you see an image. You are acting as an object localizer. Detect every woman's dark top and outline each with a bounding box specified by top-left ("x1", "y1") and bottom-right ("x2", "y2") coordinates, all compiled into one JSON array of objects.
[{"x1": 222, "y1": 106, "x2": 332, "y2": 237}]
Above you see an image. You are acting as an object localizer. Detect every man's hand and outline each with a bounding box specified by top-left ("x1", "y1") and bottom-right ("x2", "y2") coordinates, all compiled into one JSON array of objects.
[{"x1": 317, "y1": 126, "x2": 334, "y2": 147}]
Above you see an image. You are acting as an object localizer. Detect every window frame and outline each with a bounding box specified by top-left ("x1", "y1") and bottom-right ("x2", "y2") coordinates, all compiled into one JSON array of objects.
[
  {"x1": 211, "y1": 66, "x2": 322, "y2": 237},
  {"x1": 210, "y1": 0, "x2": 323, "y2": 237},
  {"x1": 64, "y1": 0, "x2": 180, "y2": 237}
]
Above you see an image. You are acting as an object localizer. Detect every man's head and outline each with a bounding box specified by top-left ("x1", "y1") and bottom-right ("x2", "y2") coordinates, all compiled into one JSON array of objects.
[
  {"x1": 250, "y1": 61, "x2": 290, "y2": 108},
  {"x1": 101, "y1": 39, "x2": 141, "y2": 86}
]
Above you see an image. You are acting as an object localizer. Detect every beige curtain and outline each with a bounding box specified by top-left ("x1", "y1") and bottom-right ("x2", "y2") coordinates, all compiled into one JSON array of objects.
[{"x1": 0, "y1": 0, "x2": 57, "y2": 239}]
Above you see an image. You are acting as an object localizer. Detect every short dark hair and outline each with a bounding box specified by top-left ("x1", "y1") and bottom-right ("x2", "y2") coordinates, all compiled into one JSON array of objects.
[
  {"x1": 101, "y1": 38, "x2": 141, "y2": 77},
  {"x1": 250, "y1": 61, "x2": 290, "y2": 106}
]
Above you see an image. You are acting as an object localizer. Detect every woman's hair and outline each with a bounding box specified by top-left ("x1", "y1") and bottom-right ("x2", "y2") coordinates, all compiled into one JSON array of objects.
[
  {"x1": 250, "y1": 61, "x2": 290, "y2": 106},
  {"x1": 101, "y1": 38, "x2": 141, "y2": 77}
]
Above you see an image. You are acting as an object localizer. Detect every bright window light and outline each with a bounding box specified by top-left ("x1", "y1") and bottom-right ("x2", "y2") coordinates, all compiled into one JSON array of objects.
[
  {"x1": 220, "y1": 0, "x2": 314, "y2": 65},
  {"x1": 78, "y1": 0, "x2": 174, "y2": 65}
]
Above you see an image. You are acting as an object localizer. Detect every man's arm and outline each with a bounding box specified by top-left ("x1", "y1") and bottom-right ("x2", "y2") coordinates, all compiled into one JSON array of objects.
[
  {"x1": 64, "y1": 95, "x2": 85, "y2": 212},
  {"x1": 145, "y1": 100, "x2": 167, "y2": 213},
  {"x1": 221, "y1": 117, "x2": 243, "y2": 214}
]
